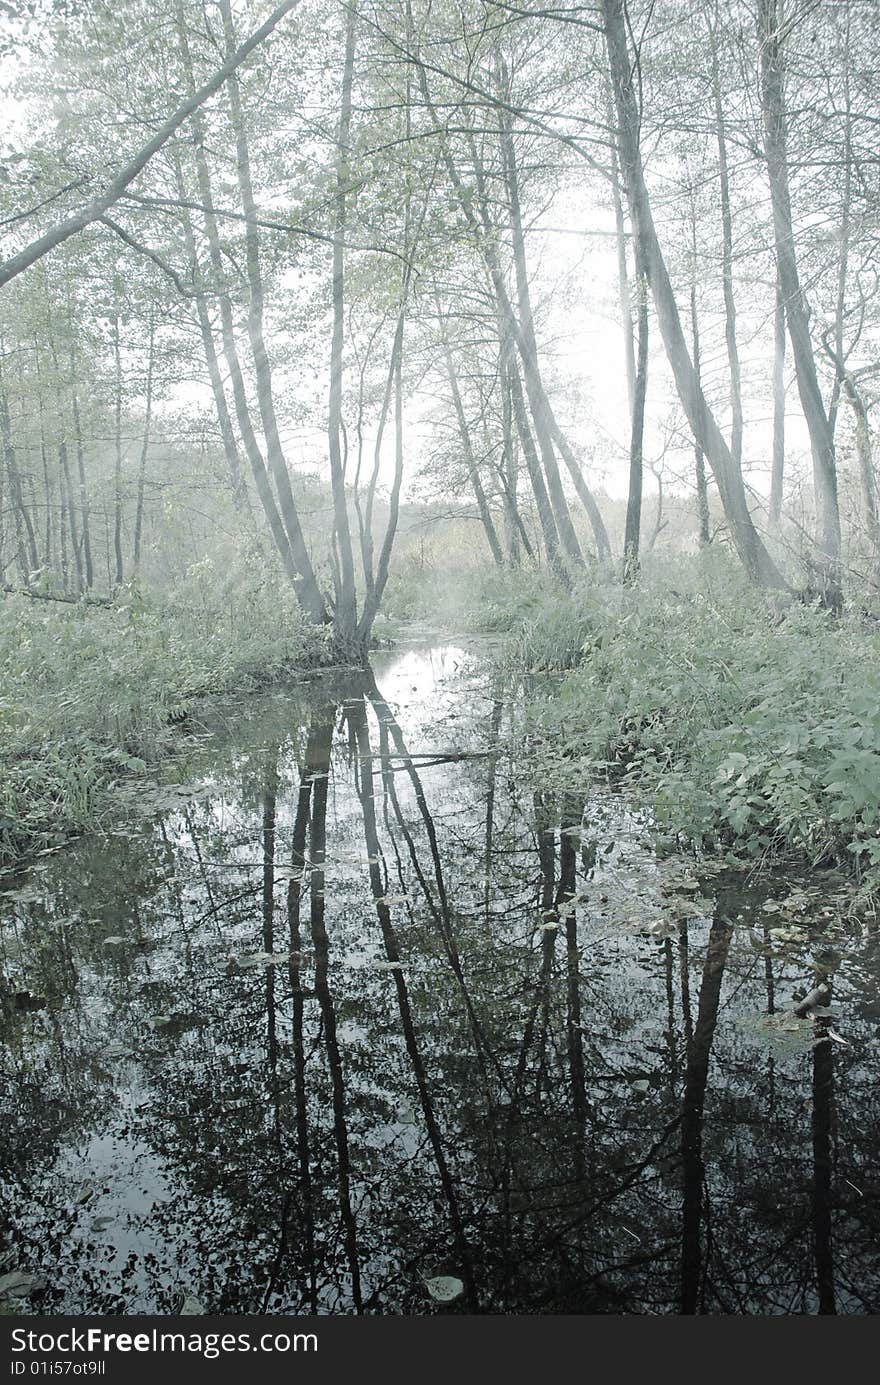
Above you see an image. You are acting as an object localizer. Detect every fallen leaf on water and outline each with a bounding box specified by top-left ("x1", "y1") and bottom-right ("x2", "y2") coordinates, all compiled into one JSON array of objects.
[
  {"x1": 0, "y1": 1270, "x2": 45, "y2": 1298},
  {"x1": 424, "y1": 1275, "x2": 464, "y2": 1304},
  {"x1": 180, "y1": 1295, "x2": 204, "y2": 1315},
  {"x1": 235, "y1": 951, "x2": 291, "y2": 969}
]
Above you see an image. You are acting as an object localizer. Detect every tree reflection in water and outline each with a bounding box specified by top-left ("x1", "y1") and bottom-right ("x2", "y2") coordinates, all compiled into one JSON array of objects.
[{"x1": 1, "y1": 643, "x2": 878, "y2": 1315}]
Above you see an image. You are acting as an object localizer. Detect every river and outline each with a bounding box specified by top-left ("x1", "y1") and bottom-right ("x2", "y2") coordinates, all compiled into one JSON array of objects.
[{"x1": 1, "y1": 637, "x2": 878, "y2": 1314}]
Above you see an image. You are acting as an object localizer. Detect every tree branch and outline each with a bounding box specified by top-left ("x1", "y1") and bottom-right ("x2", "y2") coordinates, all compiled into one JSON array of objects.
[{"x1": 0, "y1": 0, "x2": 303, "y2": 288}]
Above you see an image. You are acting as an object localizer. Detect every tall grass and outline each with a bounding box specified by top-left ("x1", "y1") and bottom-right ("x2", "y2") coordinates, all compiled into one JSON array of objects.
[
  {"x1": 467, "y1": 551, "x2": 880, "y2": 894},
  {"x1": 0, "y1": 550, "x2": 326, "y2": 868}
]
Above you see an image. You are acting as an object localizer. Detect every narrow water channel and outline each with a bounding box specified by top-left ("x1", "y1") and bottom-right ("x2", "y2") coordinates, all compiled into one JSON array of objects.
[{"x1": 1, "y1": 639, "x2": 878, "y2": 1314}]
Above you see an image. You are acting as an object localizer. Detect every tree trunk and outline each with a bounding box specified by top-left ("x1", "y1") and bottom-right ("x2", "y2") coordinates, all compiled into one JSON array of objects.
[
  {"x1": 48, "y1": 333, "x2": 83, "y2": 594},
  {"x1": 758, "y1": 0, "x2": 841, "y2": 608},
  {"x1": 497, "y1": 105, "x2": 584, "y2": 568},
  {"x1": 624, "y1": 252, "x2": 649, "y2": 576},
  {"x1": 690, "y1": 268, "x2": 710, "y2": 547},
  {"x1": 416, "y1": 52, "x2": 580, "y2": 581},
  {"x1": 546, "y1": 414, "x2": 612, "y2": 562},
  {"x1": 170, "y1": 151, "x2": 249, "y2": 511},
  {"x1": 508, "y1": 355, "x2": 565, "y2": 578},
  {"x1": 710, "y1": 17, "x2": 744, "y2": 471},
  {"x1": 770, "y1": 273, "x2": 786, "y2": 523},
  {"x1": 608, "y1": 90, "x2": 636, "y2": 414},
  {"x1": 132, "y1": 314, "x2": 155, "y2": 574},
  {"x1": 173, "y1": 3, "x2": 326, "y2": 621},
  {"x1": 0, "y1": 361, "x2": 39, "y2": 581},
  {"x1": 0, "y1": 0, "x2": 305, "y2": 289},
  {"x1": 847, "y1": 378, "x2": 878, "y2": 550},
  {"x1": 58, "y1": 439, "x2": 81, "y2": 595},
  {"x1": 602, "y1": 0, "x2": 787, "y2": 591},
  {"x1": 70, "y1": 378, "x2": 93, "y2": 588},
  {"x1": 440, "y1": 327, "x2": 505, "y2": 567},
  {"x1": 112, "y1": 302, "x2": 125, "y2": 588},
  {"x1": 500, "y1": 357, "x2": 522, "y2": 564},
  {"x1": 33, "y1": 351, "x2": 55, "y2": 577},
  {"x1": 218, "y1": 0, "x2": 329, "y2": 623},
  {"x1": 325, "y1": 1, "x2": 359, "y2": 643}
]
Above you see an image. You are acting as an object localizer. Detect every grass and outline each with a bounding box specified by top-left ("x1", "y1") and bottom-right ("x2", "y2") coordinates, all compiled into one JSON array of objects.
[
  {"x1": 0, "y1": 549, "x2": 328, "y2": 869},
  {"x1": 466, "y1": 551, "x2": 880, "y2": 896}
]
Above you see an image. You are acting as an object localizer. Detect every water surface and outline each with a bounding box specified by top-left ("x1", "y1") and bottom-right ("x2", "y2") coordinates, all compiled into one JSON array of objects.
[{"x1": 2, "y1": 639, "x2": 878, "y2": 1314}]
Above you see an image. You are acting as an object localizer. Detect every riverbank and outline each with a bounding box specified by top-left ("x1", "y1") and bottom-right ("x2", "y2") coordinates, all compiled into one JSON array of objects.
[
  {"x1": 467, "y1": 556, "x2": 880, "y2": 899},
  {"x1": 0, "y1": 560, "x2": 328, "y2": 872}
]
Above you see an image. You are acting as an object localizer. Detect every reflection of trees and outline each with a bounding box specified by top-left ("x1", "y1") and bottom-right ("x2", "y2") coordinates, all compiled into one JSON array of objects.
[
  {"x1": 680, "y1": 915, "x2": 733, "y2": 1313},
  {"x1": 1, "y1": 658, "x2": 879, "y2": 1314},
  {"x1": 346, "y1": 686, "x2": 475, "y2": 1306},
  {"x1": 811, "y1": 984, "x2": 835, "y2": 1316}
]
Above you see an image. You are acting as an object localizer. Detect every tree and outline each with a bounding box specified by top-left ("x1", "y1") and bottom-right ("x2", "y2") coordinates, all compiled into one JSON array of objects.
[
  {"x1": 602, "y1": 0, "x2": 788, "y2": 591},
  {"x1": 758, "y1": 0, "x2": 841, "y2": 607},
  {"x1": 0, "y1": 0, "x2": 305, "y2": 288}
]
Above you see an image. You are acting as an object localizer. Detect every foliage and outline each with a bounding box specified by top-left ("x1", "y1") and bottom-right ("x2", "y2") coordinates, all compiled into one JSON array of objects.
[
  {"x1": 476, "y1": 553, "x2": 880, "y2": 893},
  {"x1": 0, "y1": 547, "x2": 326, "y2": 868}
]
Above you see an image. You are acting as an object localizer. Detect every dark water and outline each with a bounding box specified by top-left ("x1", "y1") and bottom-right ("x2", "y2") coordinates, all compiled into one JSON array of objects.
[{"x1": 1, "y1": 639, "x2": 878, "y2": 1315}]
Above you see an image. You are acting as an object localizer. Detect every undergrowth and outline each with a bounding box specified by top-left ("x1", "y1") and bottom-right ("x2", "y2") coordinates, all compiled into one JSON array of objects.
[
  {"x1": 0, "y1": 550, "x2": 327, "y2": 869},
  {"x1": 471, "y1": 553, "x2": 880, "y2": 896}
]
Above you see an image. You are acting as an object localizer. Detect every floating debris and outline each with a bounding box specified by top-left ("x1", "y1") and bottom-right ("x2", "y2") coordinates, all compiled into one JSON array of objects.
[
  {"x1": 424, "y1": 1275, "x2": 464, "y2": 1304},
  {"x1": 0, "y1": 1270, "x2": 45, "y2": 1298}
]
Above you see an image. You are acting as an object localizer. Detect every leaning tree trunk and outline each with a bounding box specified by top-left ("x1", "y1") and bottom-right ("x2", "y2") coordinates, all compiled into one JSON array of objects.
[
  {"x1": 758, "y1": 0, "x2": 841, "y2": 608},
  {"x1": 497, "y1": 107, "x2": 585, "y2": 569},
  {"x1": 602, "y1": 0, "x2": 787, "y2": 592},
  {"x1": 440, "y1": 326, "x2": 505, "y2": 567},
  {"x1": 219, "y1": 0, "x2": 331, "y2": 624},
  {"x1": 170, "y1": 151, "x2": 249, "y2": 511},
  {"x1": 173, "y1": 1, "x2": 326, "y2": 622}
]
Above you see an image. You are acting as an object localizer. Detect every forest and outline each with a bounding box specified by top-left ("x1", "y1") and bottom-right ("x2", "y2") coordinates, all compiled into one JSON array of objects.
[{"x1": 1, "y1": 0, "x2": 879, "y2": 1322}]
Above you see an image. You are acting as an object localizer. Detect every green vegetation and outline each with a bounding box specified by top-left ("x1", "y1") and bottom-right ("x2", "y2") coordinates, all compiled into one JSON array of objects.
[
  {"x1": 0, "y1": 549, "x2": 326, "y2": 869},
  {"x1": 469, "y1": 555, "x2": 880, "y2": 897}
]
